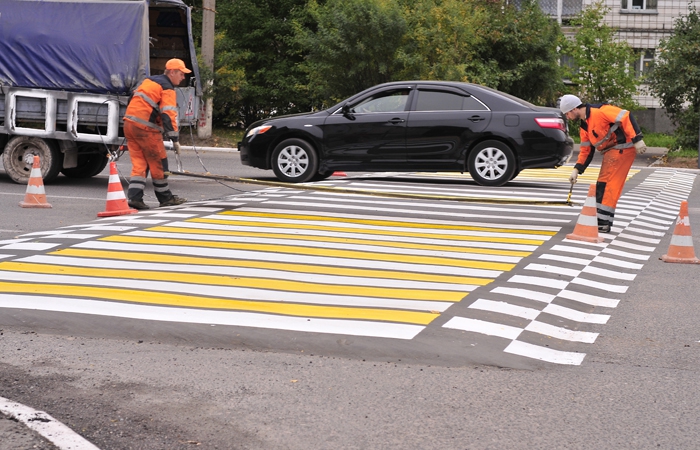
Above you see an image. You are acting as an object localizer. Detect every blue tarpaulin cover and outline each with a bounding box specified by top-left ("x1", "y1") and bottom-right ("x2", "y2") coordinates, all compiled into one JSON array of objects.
[{"x1": 0, "y1": 0, "x2": 150, "y2": 94}]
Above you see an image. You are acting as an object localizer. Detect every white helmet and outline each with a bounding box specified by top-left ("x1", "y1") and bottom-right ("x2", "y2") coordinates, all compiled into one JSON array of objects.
[{"x1": 559, "y1": 94, "x2": 582, "y2": 114}]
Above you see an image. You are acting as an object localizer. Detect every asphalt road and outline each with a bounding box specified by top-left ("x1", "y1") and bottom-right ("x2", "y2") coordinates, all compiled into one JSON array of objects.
[{"x1": 2, "y1": 147, "x2": 700, "y2": 449}]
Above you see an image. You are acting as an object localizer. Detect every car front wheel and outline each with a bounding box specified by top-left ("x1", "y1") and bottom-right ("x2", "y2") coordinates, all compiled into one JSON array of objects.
[
  {"x1": 468, "y1": 140, "x2": 516, "y2": 187},
  {"x1": 271, "y1": 138, "x2": 318, "y2": 183}
]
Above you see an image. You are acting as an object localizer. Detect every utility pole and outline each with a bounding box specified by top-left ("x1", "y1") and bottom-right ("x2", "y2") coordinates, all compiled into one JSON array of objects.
[{"x1": 197, "y1": 0, "x2": 215, "y2": 139}]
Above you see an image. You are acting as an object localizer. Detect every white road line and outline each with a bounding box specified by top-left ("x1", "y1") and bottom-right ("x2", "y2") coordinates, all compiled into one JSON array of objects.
[
  {"x1": 524, "y1": 321, "x2": 598, "y2": 343},
  {"x1": 0, "y1": 242, "x2": 61, "y2": 251},
  {"x1": 0, "y1": 396, "x2": 100, "y2": 450},
  {"x1": 570, "y1": 276, "x2": 628, "y2": 293},
  {"x1": 126, "y1": 229, "x2": 524, "y2": 264},
  {"x1": 490, "y1": 287, "x2": 556, "y2": 303},
  {"x1": 20, "y1": 255, "x2": 476, "y2": 292},
  {"x1": 0, "y1": 271, "x2": 455, "y2": 312},
  {"x1": 443, "y1": 316, "x2": 522, "y2": 340},
  {"x1": 0, "y1": 294, "x2": 424, "y2": 339},
  {"x1": 542, "y1": 304, "x2": 610, "y2": 324},
  {"x1": 469, "y1": 299, "x2": 540, "y2": 320},
  {"x1": 582, "y1": 265, "x2": 636, "y2": 280},
  {"x1": 163, "y1": 220, "x2": 537, "y2": 253},
  {"x1": 508, "y1": 275, "x2": 569, "y2": 290},
  {"x1": 74, "y1": 241, "x2": 503, "y2": 278},
  {"x1": 557, "y1": 289, "x2": 620, "y2": 308},
  {"x1": 504, "y1": 340, "x2": 586, "y2": 365}
]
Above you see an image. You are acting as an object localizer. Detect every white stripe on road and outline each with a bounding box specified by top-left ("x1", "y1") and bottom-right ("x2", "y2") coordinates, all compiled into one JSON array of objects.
[
  {"x1": 0, "y1": 294, "x2": 423, "y2": 339},
  {"x1": 0, "y1": 396, "x2": 100, "y2": 450},
  {"x1": 504, "y1": 340, "x2": 586, "y2": 365}
]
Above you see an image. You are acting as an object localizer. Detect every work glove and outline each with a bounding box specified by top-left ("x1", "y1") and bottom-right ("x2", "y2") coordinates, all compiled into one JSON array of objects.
[
  {"x1": 569, "y1": 168, "x2": 579, "y2": 184},
  {"x1": 634, "y1": 139, "x2": 647, "y2": 155},
  {"x1": 172, "y1": 141, "x2": 181, "y2": 155}
]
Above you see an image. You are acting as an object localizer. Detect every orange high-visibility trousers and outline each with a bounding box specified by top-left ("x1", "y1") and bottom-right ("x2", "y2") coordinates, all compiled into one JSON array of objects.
[
  {"x1": 596, "y1": 147, "x2": 636, "y2": 228},
  {"x1": 124, "y1": 120, "x2": 173, "y2": 203}
]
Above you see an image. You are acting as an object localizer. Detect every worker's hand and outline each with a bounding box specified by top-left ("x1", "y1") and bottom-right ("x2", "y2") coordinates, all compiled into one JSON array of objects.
[
  {"x1": 569, "y1": 168, "x2": 579, "y2": 184},
  {"x1": 634, "y1": 139, "x2": 647, "y2": 155},
  {"x1": 172, "y1": 141, "x2": 181, "y2": 154}
]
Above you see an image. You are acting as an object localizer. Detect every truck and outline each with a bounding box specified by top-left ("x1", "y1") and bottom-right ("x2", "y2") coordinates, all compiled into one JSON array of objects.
[{"x1": 0, "y1": 0, "x2": 202, "y2": 184}]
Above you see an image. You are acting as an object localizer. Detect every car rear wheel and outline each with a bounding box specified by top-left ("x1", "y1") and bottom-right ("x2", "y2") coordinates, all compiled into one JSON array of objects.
[
  {"x1": 468, "y1": 140, "x2": 516, "y2": 187},
  {"x1": 271, "y1": 138, "x2": 318, "y2": 183},
  {"x1": 2, "y1": 136, "x2": 63, "y2": 184}
]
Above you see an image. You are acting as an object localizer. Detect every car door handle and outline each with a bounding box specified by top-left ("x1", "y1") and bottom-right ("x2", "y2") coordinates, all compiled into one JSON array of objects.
[
  {"x1": 469, "y1": 115, "x2": 485, "y2": 122},
  {"x1": 387, "y1": 118, "x2": 406, "y2": 124}
]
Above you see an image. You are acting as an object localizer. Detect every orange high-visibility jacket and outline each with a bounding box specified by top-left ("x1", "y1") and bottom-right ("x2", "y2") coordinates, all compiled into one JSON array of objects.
[
  {"x1": 574, "y1": 103, "x2": 643, "y2": 174},
  {"x1": 124, "y1": 74, "x2": 180, "y2": 142}
]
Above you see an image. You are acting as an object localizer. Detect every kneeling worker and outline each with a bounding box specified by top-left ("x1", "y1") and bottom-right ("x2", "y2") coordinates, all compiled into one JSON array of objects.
[
  {"x1": 560, "y1": 94, "x2": 646, "y2": 233},
  {"x1": 124, "y1": 58, "x2": 190, "y2": 210}
]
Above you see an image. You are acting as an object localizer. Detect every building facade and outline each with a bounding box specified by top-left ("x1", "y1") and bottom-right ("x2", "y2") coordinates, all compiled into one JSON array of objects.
[{"x1": 519, "y1": 0, "x2": 699, "y2": 132}]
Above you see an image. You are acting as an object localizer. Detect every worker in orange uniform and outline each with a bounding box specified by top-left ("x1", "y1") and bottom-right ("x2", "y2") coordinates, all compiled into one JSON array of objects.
[
  {"x1": 124, "y1": 58, "x2": 190, "y2": 210},
  {"x1": 560, "y1": 94, "x2": 647, "y2": 233}
]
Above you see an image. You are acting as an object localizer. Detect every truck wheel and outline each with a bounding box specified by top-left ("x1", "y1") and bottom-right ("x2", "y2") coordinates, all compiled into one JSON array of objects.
[
  {"x1": 468, "y1": 140, "x2": 515, "y2": 187},
  {"x1": 2, "y1": 136, "x2": 63, "y2": 184},
  {"x1": 61, "y1": 147, "x2": 109, "y2": 178},
  {"x1": 271, "y1": 138, "x2": 318, "y2": 183}
]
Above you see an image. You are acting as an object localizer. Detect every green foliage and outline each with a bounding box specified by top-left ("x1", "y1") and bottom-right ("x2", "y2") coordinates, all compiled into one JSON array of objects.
[
  {"x1": 646, "y1": 6, "x2": 700, "y2": 151},
  {"x1": 293, "y1": 0, "x2": 408, "y2": 107},
  {"x1": 560, "y1": 1, "x2": 639, "y2": 109},
  {"x1": 208, "y1": 0, "x2": 313, "y2": 127}
]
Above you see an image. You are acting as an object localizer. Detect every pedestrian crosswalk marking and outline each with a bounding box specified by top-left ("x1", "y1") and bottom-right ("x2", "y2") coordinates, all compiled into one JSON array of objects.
[
  {"x1": 51, "y1": 248, "x2": 487, "y2": 287},
  {"x1": 0, "y1": 280, "x2": 439, "y2": 325},
  {"x1": 101, "y1": 234, "x2": 516, "y2": 273},
  {"x1": 0, "y1": 261, "x2": 465, "y2": 303}
]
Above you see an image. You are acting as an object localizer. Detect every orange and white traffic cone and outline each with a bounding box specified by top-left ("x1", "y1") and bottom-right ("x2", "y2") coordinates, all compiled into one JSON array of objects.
[
  {"x1": 97, "y1": 161, "x2": 138, "y2": 217},
  {"x1": 661, "y1": 200, "x2": 700, "y2": 264},
  {"x1": 566, "y1": 183, "x2": 604, "y2": 243},
  {"x1": 19, "y1": 155, "x2": 52, "y2": 208}
]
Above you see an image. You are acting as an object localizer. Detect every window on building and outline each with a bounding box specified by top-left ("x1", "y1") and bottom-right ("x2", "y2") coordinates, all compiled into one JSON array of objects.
[
  {"x1": 621, "y1": 0, "x2": 657, "y2": 11},
  {"x1": 633, "y1": 49, "x2": 655, "y2": 78}
]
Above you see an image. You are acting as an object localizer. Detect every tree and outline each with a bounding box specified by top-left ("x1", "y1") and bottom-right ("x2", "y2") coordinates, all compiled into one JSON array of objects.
[
  {"x1": 647, "y1": 6, "x2": 700, "y2": 151},
  {"x1": 560, "y1": 1, "x2": 638, "y2": 109},
  {"x1": 479, "y1": 0, "x2": 564, "y2": 105},
  {"x1": 206, "y1": 0, "x2": 313, "y2": 127},
  {"x1": 294, "y1": 0, "x2": 407, "y2": 107}
]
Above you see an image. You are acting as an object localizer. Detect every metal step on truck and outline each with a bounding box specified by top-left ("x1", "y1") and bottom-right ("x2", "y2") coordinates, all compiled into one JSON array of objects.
[{"x1": 0, "y1": 0, "x2": 202, "y2": 184}]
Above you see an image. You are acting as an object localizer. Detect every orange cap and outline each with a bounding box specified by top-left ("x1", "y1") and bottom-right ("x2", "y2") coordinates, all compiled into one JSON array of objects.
[{"x1": 165, "y1": 58, "x2": 192, "y2": 73}]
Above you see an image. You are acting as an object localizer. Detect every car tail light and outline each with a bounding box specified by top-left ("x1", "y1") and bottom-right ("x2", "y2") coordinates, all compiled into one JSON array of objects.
[{"x1": 535, "y1": 117, "x2": 565, "y2": 132}]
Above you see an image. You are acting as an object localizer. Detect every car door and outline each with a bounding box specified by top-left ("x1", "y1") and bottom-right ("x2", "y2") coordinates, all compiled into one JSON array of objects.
[
  {"x1": 322, "y1": 87, "x2": 412, "y2": 169},
  {"x1": 404, "y1": 86, "x2": 491, "y2": 169}
]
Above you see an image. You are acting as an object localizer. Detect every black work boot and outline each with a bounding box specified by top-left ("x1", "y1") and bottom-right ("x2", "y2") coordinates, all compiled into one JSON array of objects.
[
  {"x1": 128, "y1": 199, "x2": 150, "y2": 210},
  {"x1": 598, "y1": 224, "x2": 611, "y2": 233},
  {"x1": 159, "y1": 195, "x2": 187, "y2": 207}
]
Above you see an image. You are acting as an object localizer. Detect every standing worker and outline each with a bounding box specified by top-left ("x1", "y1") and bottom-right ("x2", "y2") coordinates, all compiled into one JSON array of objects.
[
  {"x1": 124, "y1": 58, "x2": 190, "y2": 210},
  {"x1": 560, "y1": 94, "x2": 647, "y2": 233}
]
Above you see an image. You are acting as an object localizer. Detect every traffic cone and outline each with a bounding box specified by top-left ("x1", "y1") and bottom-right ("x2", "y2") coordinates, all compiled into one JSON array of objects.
[
  {"x1": 661, "y1": 200, "x2": 700, "y2": 264},
  {"x1": 566, "y1": 183, "x2": 604, "y2": 243},
  {"x1": 332, "y1": 171, "x2": 347, "y2": 177},
  {"x1": 97, "y1": 161, "x2": 138, "y2": 217},
  {"x1": 19, "y1": 155, "x2": 52, "y2": 208}
]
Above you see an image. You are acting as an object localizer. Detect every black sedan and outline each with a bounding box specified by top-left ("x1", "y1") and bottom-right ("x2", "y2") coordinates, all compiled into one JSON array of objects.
[{"x1": 238, "y1": 81, "x2": 573, "y2": 186}]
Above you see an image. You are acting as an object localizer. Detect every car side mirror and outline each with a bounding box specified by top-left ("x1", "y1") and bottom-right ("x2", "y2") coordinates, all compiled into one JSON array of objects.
[{"x1": 341, "y1": 104, "x2": 355, "y2": 120}]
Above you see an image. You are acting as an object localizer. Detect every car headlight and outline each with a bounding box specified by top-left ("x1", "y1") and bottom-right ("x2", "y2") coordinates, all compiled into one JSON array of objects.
[{"x1": 246, "y1": 125, "x2": 272, "y2": 138}]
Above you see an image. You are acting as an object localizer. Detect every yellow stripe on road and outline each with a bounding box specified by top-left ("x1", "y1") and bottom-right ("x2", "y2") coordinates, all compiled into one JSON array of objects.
[
  {"x1": 52, "y1": 248, "x2": 493, "y2": 287},
  {"x1": 217, "y1": 210, "x2": 556, "y2": 236},
  {"x1": 0, "y1": 262, "x2": 465, "y2": 302},
  {"x1": 101, "y1": 235, "x2": 516, "y2": 271},
  {"x1": 0, "y1": 282, "x2": 438, "y2": 325},
  {"x1": 148, "y1": 225, "x2": 532, "y2": 259}
]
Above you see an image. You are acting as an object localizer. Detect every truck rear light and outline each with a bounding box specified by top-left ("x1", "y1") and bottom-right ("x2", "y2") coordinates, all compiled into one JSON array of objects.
[{"x1": 535, "y1": 117, "x2": 565, "y2": 132}]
